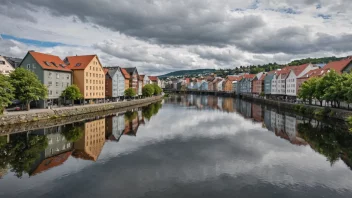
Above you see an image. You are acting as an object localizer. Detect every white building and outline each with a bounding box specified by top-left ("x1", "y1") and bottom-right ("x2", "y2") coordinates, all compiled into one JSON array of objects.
[
  {"x1": 0, "y1": 55, "x2": 15, "y2": 75},
  {"x1": 286, "y1": 63, "x2": 318, "y2": 97}
]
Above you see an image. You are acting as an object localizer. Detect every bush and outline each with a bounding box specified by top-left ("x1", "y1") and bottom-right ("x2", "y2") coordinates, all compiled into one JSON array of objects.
[{"x1": 142, "y1": 84, "x2": 154, "y2": 97}]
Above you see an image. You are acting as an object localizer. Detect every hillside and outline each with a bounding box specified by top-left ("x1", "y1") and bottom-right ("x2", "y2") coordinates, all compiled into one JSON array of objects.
[{"x1": 159, "y1": 69, "x2": 216, "y2": 78}]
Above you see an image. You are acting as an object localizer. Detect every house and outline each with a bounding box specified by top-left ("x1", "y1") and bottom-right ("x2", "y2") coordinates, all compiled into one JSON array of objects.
[
  {"x1": 72, "y1": 119, "x2": 105, "y2": 161},
  {"x1": 217, "y1": 79, "x2": 224, "y2": 91},
  {"x1": 208, "y1": 80, "x2": 214, "y2": 91},
  {"x1": 121, "y1": 68, "x2": 131, "y2": 91},
  {"x1": 104, "y1": 67, "x2": 125, "y2": 101},
  {"x1": 296, "y1": 68, "x2": 329, "y2": 94},
  {"x1": 4, "y1": 56, "x2": 22, "y2": 68},
  {"x1": 105, "y1": 114, "x2": 125, "y2": 142},
  {"x1": 323, "y1": 56, "x2": 352, "y2": 74},
  {"x1": 223, "y1": 76, "x2": 242, "y2": 92},
  {"x1": 149, "y1": 76, "x2": 161, "y2": 87},
  {"x1": 123, "y1": 67, "x2": 139, "y2": 93},
  {"x1": 276, "y1": 69, "x2": 290, "y2": 96},
  {"x1": 285, "y1": 63, "x2": 318, "y2": 98},
  {"x1": 264, "y1": 72, "x2": 275, "y2": 96},
  {"x1": 0, "y1": 55, "x2": 14, "y2": 75},
  {"x1": 20, "y1": 51, "x2": 72, "y2": 108},
  {"x1": 252, "y1": 72, "x2": 265, "y2": 95},
  {"x1": 199, "y1": 80, "x2": 208, "y2": 90},
  {"x1": 65, "y1": 55, "x2": 105, "y2": 104},
  {"x1": 239, "y1": 74, "x2": 256, "y2": 94}
]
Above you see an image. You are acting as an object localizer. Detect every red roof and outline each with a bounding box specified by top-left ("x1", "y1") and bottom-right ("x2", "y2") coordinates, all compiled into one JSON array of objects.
[
  {"x1": 121, "y1": 68, "x2": 130, "y2": 79},
  {"x1": 242, "y1": 74, "x2": 256, "y2": 79},
  {"x1": 227, "y1": 76, "x2": 242, "y2": 81},
  {"x1": 292, "y1": 63, "x2": 310, "y2": 75},
  {"x1": 103, "y1": 68, "x2": 109, "y2": 75},
  {"x1": 298, "y1": 68, "x2": 329, "y2": 79},
  {"x1": 259, "y1": 73, "x2": 267, "y2": 80},
  {"x1": 323, "y1": 57, "x2": 352, "y2": 74},
  {"x1": 66, "y1": 55, "x2": 96, "y2": 70},
  {"x1": 28, "y1": 51, "x2": 71, "y2": 72},
  {"x1": 148, "y1": 76, "x2": 158, "y2": 81},
  {"x1": 30, "y1": 151, "x2": 72, "y2": 176}
]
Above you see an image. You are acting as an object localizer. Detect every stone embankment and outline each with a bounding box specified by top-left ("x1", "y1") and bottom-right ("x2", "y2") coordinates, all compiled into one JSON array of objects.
[
  {"x1": 241, "y1": 95, "x2": 352, "y2": 121},
  {"x1": 0, "y1": 96, "x2": 162, "y2": 127}
]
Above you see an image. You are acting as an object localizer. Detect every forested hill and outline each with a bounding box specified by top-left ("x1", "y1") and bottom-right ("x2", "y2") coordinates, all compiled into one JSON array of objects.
[
  {"x1": 159, "y1": 69, "x2": 216, "y2": 77},
  {"x1": 159, "y1": 56, "x2": 346, "y2": 78}
]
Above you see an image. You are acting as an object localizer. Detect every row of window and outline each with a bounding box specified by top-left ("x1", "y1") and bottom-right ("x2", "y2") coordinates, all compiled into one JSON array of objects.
[
  {"x1": 86, "y1": 86, "x2": 104, "y2": 91},
  {"x1": 86, "y1": 79, "x2": 104, "y2": 84},
  {"x1": 85, "y1": 92, "x2": 104, "y2": 97},
  {"x1": 48, "y1": 82, "x2": 70, "y2": 87},
  {"x1": 85, "y1": 72, "x2": 104, "y2": 78},
  {"x1": 48, "y1": 72, "x2": 70, "y2": 80}
]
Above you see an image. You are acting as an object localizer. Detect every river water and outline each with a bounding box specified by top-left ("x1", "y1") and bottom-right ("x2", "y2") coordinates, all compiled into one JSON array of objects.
[{"x1": 1, "y1": 94, "x2": 352, "y2": 198}]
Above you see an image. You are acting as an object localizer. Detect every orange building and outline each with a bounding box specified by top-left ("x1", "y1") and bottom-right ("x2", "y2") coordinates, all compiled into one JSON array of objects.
[
  {"x1": 72, "y1": 119, "x2": 106, "y2": 161},
  {"x1": 121, "y1": 68, "x2": 131, "y2": 91},
  {"x1": 65, "y1": 55, "x2": 105, "y2": 103},
  {"x1": 223, "y1": 76, "x2": 242, "y2": 92}
]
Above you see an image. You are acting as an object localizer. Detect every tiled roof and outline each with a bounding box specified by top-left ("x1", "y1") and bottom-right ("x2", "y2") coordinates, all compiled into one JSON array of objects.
[
  {"x1": 292, "y1": 63, "x2": 310, "y2": 76},
  {"x1": 227, "y1": 76, "x2": 242, "y2": 81},
  {"x1": 28, "y1": 51, "x2": 71, "y2": 72},
  {"x1": 149, "y1": 76, "x2": 158, "y2": 81},
  {"x1": 323, "y1": 57, "x2": 352, "y2": 74},
  {"x1": 30, "y1": 151, "x2": 72, "y2": 176},
  {"x1": 259, "y1": 73, "x2": 267, "y2": 80},
  {"x1": 298, "y1": 68, "x2": 328, "y2": 79},
  {"x1": 103, "y1": 68, "x2": 109, "y2": 75},
  {"x1": 242, "y1": 74, "x2": 256, "y2": 79},
  {"x1": 66, "y1": 55, "x2": 96, "y2": 70},
  {"x1": 121, "y1": 68, "x2": 131, "y2": 79}
]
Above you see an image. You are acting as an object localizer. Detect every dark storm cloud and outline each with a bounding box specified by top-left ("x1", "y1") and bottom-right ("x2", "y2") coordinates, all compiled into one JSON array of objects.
[
  {"x1": 13, "y1": 0, "x2": 265, "y2": 46},
  {"x1": 190, "y1": 47, "x2": 241, "y2": 63},
  {"x1": 235, "y1": 26, "x2": 352, "y2": 54}
]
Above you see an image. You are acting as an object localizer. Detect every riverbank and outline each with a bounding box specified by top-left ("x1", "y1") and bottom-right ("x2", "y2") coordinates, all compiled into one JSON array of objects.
[
  {"x1": 0, "y1": 96, "x2": 163, "y2": 126},
  {"x1": 240, "y1": 94, "x2": 352, "y2": 121}
]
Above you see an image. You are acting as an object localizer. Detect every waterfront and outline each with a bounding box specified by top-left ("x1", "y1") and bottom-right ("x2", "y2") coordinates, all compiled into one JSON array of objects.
[{"x1": 1, "y1": 95, "x2": 352, "y2": 197}]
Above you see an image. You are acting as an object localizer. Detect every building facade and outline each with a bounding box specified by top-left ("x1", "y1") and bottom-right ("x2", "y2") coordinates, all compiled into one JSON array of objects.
[
  {"x1": 0, "y1": 55, "x2": 14, "y2": 75},
  {"x1": 65, "y1": 55, "x2": 105, "y2": 103},
  {"x1": 105, "y1": 67, "x2": 125, "y2": 100},
  {"x1": 20, "y1": 51, "x2": 72, "y2": 108}
]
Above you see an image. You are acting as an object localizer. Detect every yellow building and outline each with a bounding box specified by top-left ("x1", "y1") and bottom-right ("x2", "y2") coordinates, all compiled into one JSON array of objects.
[
  {"x1": 72, "y1": 119, "x2": 106, "y2": 161},
  {"x1": 65, "y1": 55, "x2": 105, "y2": 103}
]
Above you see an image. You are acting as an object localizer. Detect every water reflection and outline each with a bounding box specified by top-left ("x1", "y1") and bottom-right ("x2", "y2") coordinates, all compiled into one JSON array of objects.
[
  {"x1": 167, "y1": 94, "x2": 352, "y2": 169},
  {"x1": 0, "y1": 101, "x2": 162, "y2": 179}
]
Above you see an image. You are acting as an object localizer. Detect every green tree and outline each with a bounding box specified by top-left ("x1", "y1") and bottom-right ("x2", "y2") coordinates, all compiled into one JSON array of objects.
[
  {"x1": 9, "y1": 68, "x2": 47, "y2": 111},
  {"x1": 0, "y1": 74, "x2": 15, "y2": 114},
  {"x1": 0, "y1": 133, "x2": 48, "y2": 178},
  {"x1": 153, "y1": 84, "x2": 162, "y2": 95},
  {"x1": 124, "y1": 88, "x2": 136, "y2": 98},
  {"x1": 142, "y1": 84, "x2": 155, "y2": 97},
  {"x1": 298, "y1": 77, "x2": 318, "y2": 105},
  {"x1": 124, "y1": 111, "x2": 138, "y2": 121},
  {"x1": 61, "y1": 125, "x2": 84, "y2": 142},
  {"x1": 61, "y1": 84, "x2": 82, "y2": 105},
  {"x1": 322, "y1": 70, "x2": 343, "y2": 107}
]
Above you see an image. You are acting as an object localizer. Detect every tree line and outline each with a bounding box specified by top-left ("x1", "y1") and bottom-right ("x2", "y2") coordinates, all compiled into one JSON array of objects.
[{"x1": 298, "y1": 70, "x2": 352, "y2": 108}]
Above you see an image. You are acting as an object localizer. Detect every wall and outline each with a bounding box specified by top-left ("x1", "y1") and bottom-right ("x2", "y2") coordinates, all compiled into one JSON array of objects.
[
  {"x1": 44, "y1": 70, "x2": 72, "y2": 99},
  {"x1": 0, "y1": 96, "x2": 163, "y2": 127},
  {"x1": 0, "y1": 56, "x2": 14, "y2": 75}
]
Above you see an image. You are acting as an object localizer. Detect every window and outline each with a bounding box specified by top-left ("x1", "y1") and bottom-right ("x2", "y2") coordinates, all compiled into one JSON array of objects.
[
  {"x1": 86, "y1": 72, "x2": 88, "y2": 77},
  {"x1": 86, "y1": 79, "x2": 88, "y2": 83},
  {"x1": 32, "y1": 63, "x2": 36, "y2": 69},
  {"x1": 62, "y1": 82, "x2": 64, "y2": 87},
  {"x1": 56, "y1": 82, "x2": 59, "y2": 86},
  {"x1": 56, "y1": 91, "x2": 58, "y2": 95},
  {"x1": 90, "y1": 66, "x2": 92, "y2": 70},
  {"x1": 56, "y1": 73, "x2": 60, "y2": 79},
  {"x1": 90, "y1": 73, "x2": 92, "y2": 77},
  {"x1": 50, "y1": 90, "x2": 52, "y2": 95},
  {"x1": 44, "y1": 61, "x2": 51, "y2": 66},
  {"x1": 67, "y1": 83, "x2": 69, "y2": 87},
  {"x1": 67, "y1": 75, "x2": 69, "y2": 79},
  {"x1": 86, "y1": 86, "x2": 88, "y2": 90},
  {"x1": 48, "y1": 81, "x2": 52, "y2": 86},
  {"x1": 27, "y1": 64, "x2": 31, "y2": 69},
  {"x1": 90, "y1": 80, "x2": 92, "y2": 84}
]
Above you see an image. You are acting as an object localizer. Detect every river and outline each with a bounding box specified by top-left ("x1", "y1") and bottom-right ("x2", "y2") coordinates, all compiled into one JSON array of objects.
[{"x1": 1, "y1": 94, "x2": 352, "y2": 198}]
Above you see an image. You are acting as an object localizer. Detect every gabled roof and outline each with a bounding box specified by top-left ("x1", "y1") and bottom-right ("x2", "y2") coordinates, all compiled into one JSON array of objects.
[
  {"x1": 298, "y1": 68, "x2": 329, "y2": 79},
  {"x1": 103, "y1": 68, "x2": 109, "y2": 75},
  {"x1": 227, "y1": 76, "x2": 242, "y2": 81},
  {"x1": 123, "y1": 67, "x2": 138, "y2": 75},
  {"x1": 323, "y1": 57, "x2": 352, "y2": 74},
  {"x1": 292, "y1": 63, "x2": 310, "y2": 76},
  {"x1": 26, "y1": 51, "x2": 71, "y2": 72},
  {"x1": 105, "y1": 67, "x2": 122, "y2": 78},
  {"x1": 149, "y1": 76, "x2": 159, "y2": 81},
  {"x1": 242, "y1": 74, "x2": 256, "y2": 79},
  {"x1": 259, "y1": 73, "x2": 267, "y2": 80},
  {"x1": 30, "y1": 151, "x2": 72, "y2": 176},
  {"x1": 121, "y1": 68, "x2": 131, "y2": 79},
  {"x1": 139, "y1": 74, "x2": 145, "y2": 81},
  {"x1": 65, "y1": 55, "x2": 97, "y2": 70}
]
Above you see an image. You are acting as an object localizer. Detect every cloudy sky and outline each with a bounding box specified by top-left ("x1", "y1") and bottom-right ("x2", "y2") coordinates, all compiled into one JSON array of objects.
[{"x1": 1, "y1": 0, "x2": 352, "y2": 75}]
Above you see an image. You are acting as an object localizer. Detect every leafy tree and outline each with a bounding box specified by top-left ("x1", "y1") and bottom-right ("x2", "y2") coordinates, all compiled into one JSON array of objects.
[
  {"x1": 0, "y1": 74, "x2": 15, "y2": 114},
  {"x1": 61, "y1": 84, "x2": 82, "y2": 105},
  {"x1": 61, "y1": 125, "x2": 84, "y2": 142},
  {"x1": 142, "y1": 84, "x2": 155, "y2": 97},
  {"x1": 298, "y1": 77, "x2": 318, "y2": 104},
  {"x1": 0, "y1": 133, "x2": 48, "y2": 178},
  {"x1": 322, "y1": 70, "x2": 343, "y2": 107},
  {"x1": 9, "y1": 68, "x2": 47, "y2": 111},
  {"x1": 153, "y1": 84, "x2": 162, "y2": 95},
  {"x1": 124, "y1": 88, "x2": 136, "y2": 98}
]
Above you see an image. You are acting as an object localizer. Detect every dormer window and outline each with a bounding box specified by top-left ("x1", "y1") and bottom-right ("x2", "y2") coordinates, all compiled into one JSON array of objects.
[
  {"x1": 75, "y1": 63, "x2": 81, "y2": 67},
  {"x1": 51, "y1": 62, "x2": 57, "y2": 67},
  {"x1": 44, "y1": 61, "x2": 51, "y2": 66},
  {"x1": 0, "y1": 61, "x2": 5, "y2": 65}
]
